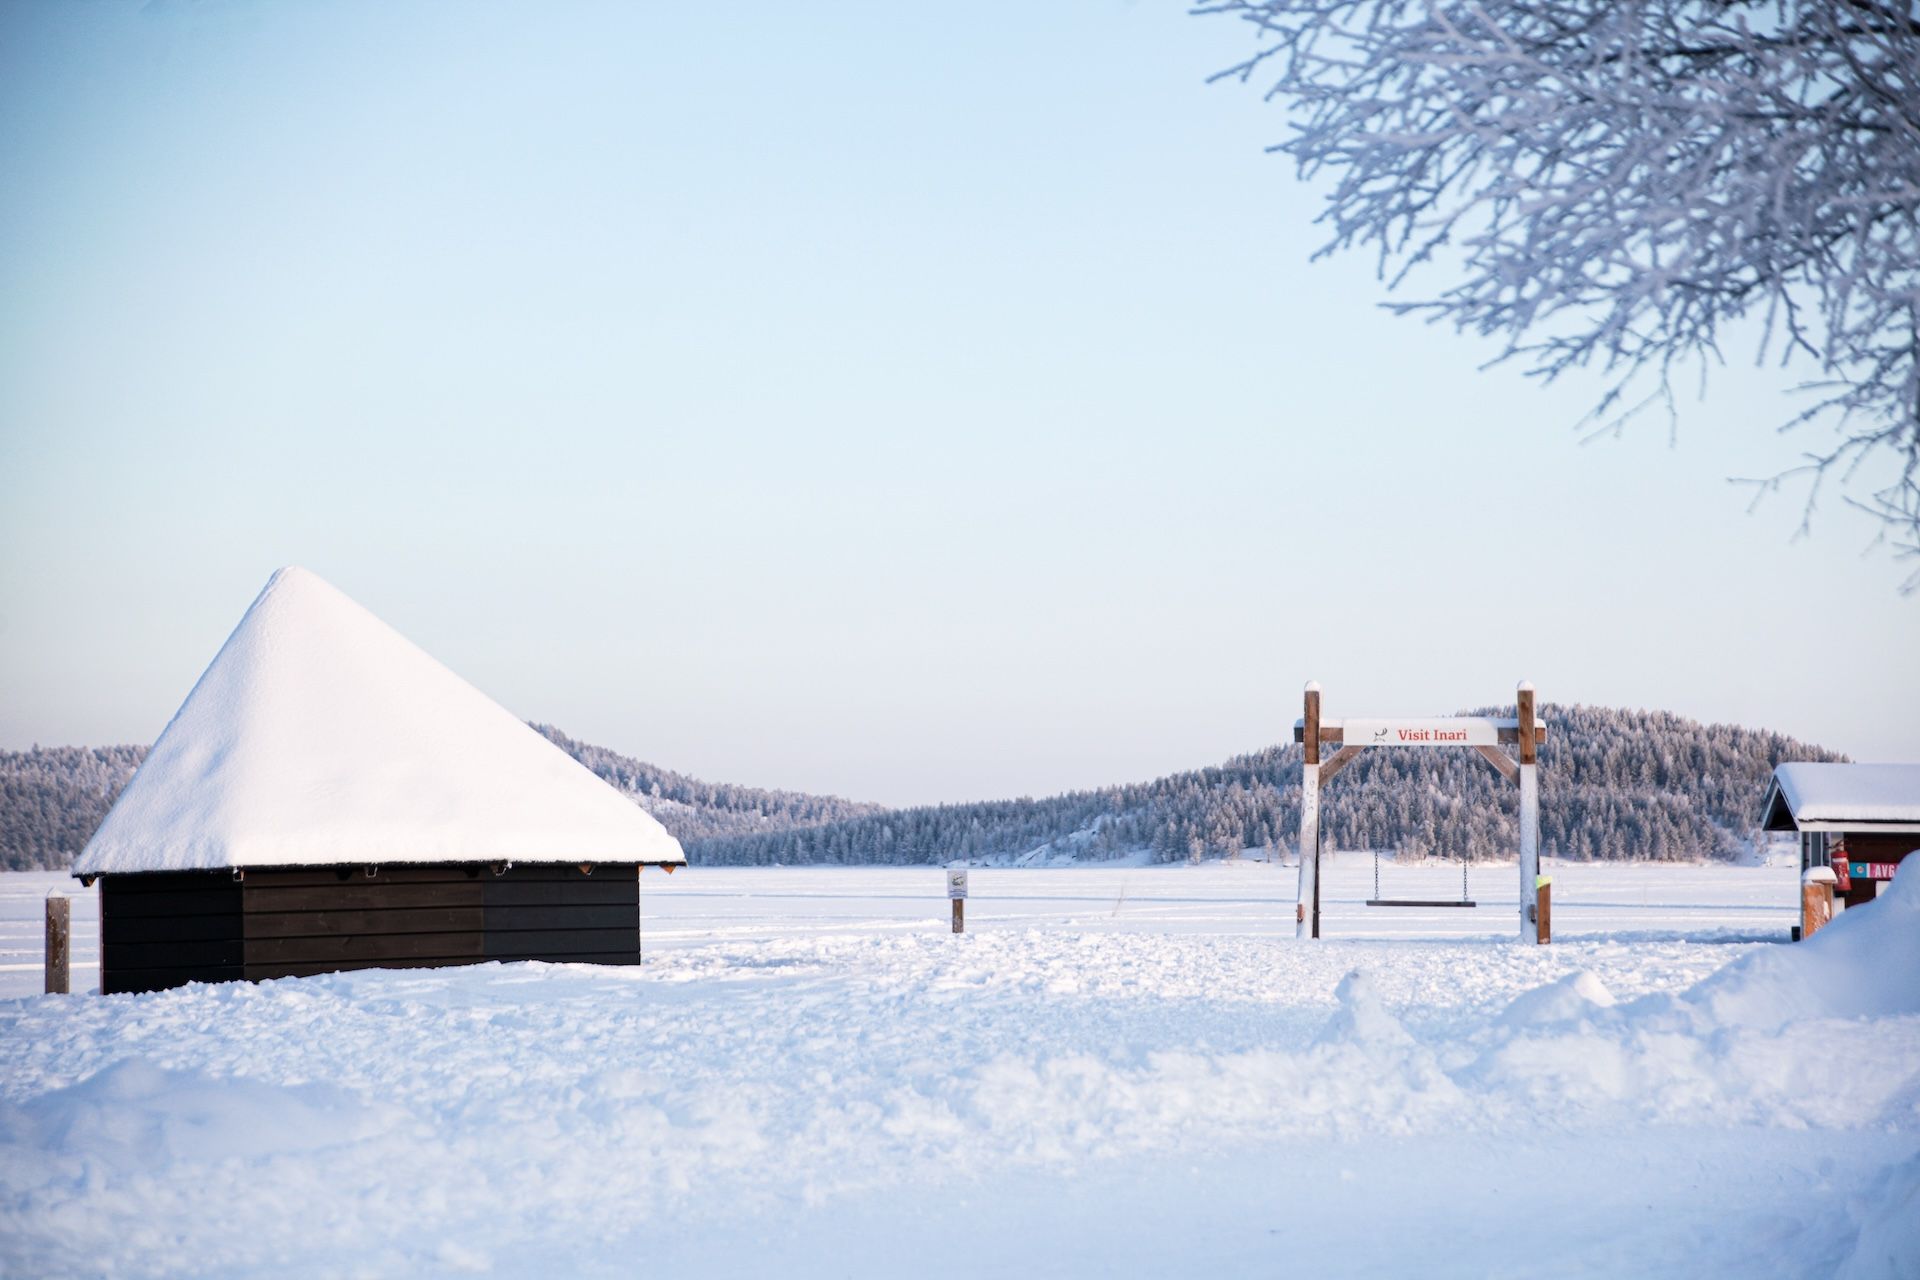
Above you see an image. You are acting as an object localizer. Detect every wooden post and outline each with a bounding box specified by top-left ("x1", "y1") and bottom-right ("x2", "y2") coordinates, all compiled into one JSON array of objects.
[
  {"x1": 45, "y1": 894, "x2": 70, "y2": 995},
  {"x1": 1801, "y1": 866, "x2": 1836, "y2": 940},
  {"x1": 947, "y1": 863, "x2": 968, "y2": 934},
  {"x1": 1297, "y1": 681, "x2": 1321, "y2": 941},
  {"x1": 1535, "y1": 876, "x2": 1551, "y2": 945},
  {"x1": 1516, "y1": 681, "x2": 1540, "y2": 944}
]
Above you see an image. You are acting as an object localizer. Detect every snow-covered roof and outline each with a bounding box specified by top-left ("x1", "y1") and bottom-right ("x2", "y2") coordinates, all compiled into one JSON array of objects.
[
  {"x1": 1760, "y1": 762, "x2": 1920, "y2": 831},
  {"x1": 75, "y1": 568, "x2": 686, "y2": 874}
]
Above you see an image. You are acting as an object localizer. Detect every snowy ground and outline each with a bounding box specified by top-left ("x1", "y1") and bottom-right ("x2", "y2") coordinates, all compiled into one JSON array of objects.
[{"x1": 2, "y1": 858, "x2": 1915, "y2": 1279}]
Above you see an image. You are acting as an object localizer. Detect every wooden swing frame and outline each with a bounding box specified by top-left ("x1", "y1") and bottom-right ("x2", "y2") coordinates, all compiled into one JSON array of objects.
[{"x1": 1294, "y1": 682, "x2": 1546, "y2": 941}]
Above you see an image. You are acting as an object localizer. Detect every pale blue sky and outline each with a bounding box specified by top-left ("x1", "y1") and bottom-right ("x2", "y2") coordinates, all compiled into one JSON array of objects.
[{"x1": 2, "y1": 0, "x2": 1915, "y2": 805}]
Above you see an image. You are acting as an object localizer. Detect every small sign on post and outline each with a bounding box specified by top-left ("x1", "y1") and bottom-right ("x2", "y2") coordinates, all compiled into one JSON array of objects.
[
  {"x1": 45, "y1": 893, "x2": 70, "y2": 995},
  {"x1": 947, "y1": 863, "x2": 968, "y2": 934}
]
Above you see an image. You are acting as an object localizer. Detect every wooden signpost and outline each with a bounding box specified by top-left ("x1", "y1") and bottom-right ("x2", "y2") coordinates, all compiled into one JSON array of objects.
[{"x1": 1295, "y1": 681, "x2": 1549, "y2": 943}]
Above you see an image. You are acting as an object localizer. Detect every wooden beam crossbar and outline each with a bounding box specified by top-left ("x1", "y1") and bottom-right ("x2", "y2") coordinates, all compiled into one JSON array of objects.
[
  {"x1": 1294, "y1": 724, "x2": 1546, "y2": 746},
  {"x1": 1472, "y1": 744, "x2": 1520, "y2": 785},
  {"x1": 1316, "y1": 745, "x2": 1364, "y2": 786}
]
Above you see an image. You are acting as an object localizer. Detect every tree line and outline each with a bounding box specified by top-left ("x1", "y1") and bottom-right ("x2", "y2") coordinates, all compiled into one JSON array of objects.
[
  {"x1": 680, "y1": 705, "x2": 1844, "y2": 866},
  {"x1": 0, "y1": 705, "x2": 1844, "y2": 871}
]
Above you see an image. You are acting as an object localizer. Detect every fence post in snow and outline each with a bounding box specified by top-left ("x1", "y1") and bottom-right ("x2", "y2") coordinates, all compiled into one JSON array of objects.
[
  {"x1": 1297, "y1": 682, "x2": 1321, "y2": 941},
  {"x1": 1535, "y1": 877, "x2": 1551, "y2": 945},
  {"x1": 1801, "y1": 866, "x2": 1837, "y2": 940},
  {"x1": 1517, "y1": 682, "x2": 1540, "y2": 944},
  {"x1": 45, "y1": 894, "x2": 70, "y2": 995}
]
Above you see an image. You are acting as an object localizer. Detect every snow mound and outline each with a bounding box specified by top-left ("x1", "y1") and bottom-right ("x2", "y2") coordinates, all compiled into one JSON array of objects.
[
  {"x1": 1682, "y1": 865, "x2": 1920, "y2": 1032},
  {"x1": 1495, "y1": 969, "x2": 1617, "y2": 1029},
  {"x1": 0, "y1": 1058, "x2": 396, "y2": 1189},
  {"x1": 1465, "y1": 870, "x2": 1920, "y2": 1129},
  {"x1": 1314, "y1": 970, "x2": 1414, "y2": 1048},
  {"x1": 1836, "y1": 1148, "x2": 1920, "y2": 1280}
]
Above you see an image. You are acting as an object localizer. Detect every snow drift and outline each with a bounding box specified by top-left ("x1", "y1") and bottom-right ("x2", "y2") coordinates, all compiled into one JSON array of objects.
[{"x1": 0, "y1": 865, "x2": 1913, "y2": 1278}]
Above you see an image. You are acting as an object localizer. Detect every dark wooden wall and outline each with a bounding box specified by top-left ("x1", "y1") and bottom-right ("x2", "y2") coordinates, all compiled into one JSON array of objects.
[
  {"x1": 101, "y1": 863, "x2": 642, "y2": 994},
  {"x1": 1838, "y1": 832, "x2": 1920, "y2": 864}
]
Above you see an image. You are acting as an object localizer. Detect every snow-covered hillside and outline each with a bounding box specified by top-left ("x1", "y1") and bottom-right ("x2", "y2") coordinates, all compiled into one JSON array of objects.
[{"x1": 1, "y1": 862, "x2": 1915, "y2": 1279}]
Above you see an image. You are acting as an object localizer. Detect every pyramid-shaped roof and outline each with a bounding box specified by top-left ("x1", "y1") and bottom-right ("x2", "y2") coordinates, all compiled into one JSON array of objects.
[{"x1": 75, "y1": 568, "x2": 685, "y2": 874}]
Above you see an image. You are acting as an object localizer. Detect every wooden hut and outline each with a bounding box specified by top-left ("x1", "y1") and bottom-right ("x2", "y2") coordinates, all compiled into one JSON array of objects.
[
  {"x1": 1761, "y1": 762, "x2": 1920, "y2": 923},
  {"x1": 73, "y1": 567, "x2": 685, "y2": 993}
]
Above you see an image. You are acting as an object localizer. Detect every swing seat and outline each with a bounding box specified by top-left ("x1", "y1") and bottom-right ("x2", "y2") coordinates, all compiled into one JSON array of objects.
[{"x1": 1365, "y1": 898, "x2": 1478, "y2": 908}]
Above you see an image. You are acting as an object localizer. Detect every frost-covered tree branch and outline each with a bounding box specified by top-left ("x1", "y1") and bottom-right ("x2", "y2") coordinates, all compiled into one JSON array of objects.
[{"x1": 1197, "y1": 0, "x2": 1920, "y2": 586}]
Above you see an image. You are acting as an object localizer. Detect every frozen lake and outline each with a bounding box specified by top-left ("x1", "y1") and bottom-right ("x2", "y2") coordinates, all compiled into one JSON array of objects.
[{"x1": 0, "y1": 856, "x2": 1798, "y2": 997}]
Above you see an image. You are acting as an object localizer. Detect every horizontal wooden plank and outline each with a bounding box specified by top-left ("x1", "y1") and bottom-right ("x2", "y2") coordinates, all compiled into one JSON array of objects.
[
  {"x1": 104, "y1": 913, "x2": 244, "y2": 944},
  {"x1": 240, "y1": 867, "x2": 489, "y2": 888},
  {"x1": 481, "y1": 880, "x2": 637, "y2": 908},
  {"x1": 244, "y1": 907, "x2": 486, "y2": 938},
  {"x1": 243, "y1": 884, "x2": 484, "y2": 913},
  {"x1": 482, "y1": 952, "x2": 644, "y2": 968},
  {"x1": 1294, "y1": 726, "x2": 1547, "y2": 745},
  {"x1": 483, "y1": 928, "x2": 638, "y2": 958},
  {"x1": 245, "y1": 957, "x2": 487, "y2": 982},
  {"x1": 240, "y1": 864, "x2": 639, "y2": 886},
  {"x1": 98, "y1": 872, "x2": 237, "y2": 893},
  {"x1": 103, "y1": 966, "x2": 243, "y2": 994},
  {"x1": 242, "y1": 952, "x2": 644, "y2": 982},
  {"x1": 106, "y1": 938, "x2": 244, "y2": 969},
  {"x1": 98, "y1": 864, "x2": 640, "y2": 888},
  {"x1": 488, "y1": 864, "x2": 638, "y2": 883},
  {"x1": 482, "y1": 903, "x2": 637, "y2": 931},
  {"x1": 1364, "y1": 899, "x2": 1480, "y2": 908},
  {"x1": 245, "y1": 932, "x2": 486, "y2": 966},
  {"x1": 104, "y1": 888, "x2": 243, "y2": 919}
]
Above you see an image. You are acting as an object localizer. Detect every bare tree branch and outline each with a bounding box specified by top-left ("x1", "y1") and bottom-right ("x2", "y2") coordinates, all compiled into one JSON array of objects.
[{"x1": 1197, "y1": 0, "x2": 1920, "y2": 588}]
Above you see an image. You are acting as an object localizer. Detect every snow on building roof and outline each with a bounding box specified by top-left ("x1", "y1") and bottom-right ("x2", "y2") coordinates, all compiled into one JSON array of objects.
[
  {"x1": 75, "y1": 567, "x2": 686, "y2": 874},
  {"x1": 1760, "y1": 762, "x2": 1920, "y2": 831}
]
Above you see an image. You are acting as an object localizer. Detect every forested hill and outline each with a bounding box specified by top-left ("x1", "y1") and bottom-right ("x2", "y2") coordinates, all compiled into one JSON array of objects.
[
  {"x1": 684, "y1": 705, "x2": 1845, "y2": 867},
  {"x1": 0, "y1": 745, "x2": 146, "y2": 872},
  {"x1": 529, "y1": 725, "x2": 883, "y2": 843},
  {"x1": 0, "y1": 730, "x2": 881, "y2": 872},
  {"x1": 0, "y1": 705, "x2": 1844, "y2": 871}
]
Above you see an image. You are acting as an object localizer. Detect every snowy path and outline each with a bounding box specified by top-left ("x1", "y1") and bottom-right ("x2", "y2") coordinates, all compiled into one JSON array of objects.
[{"x1": 1, "y1": 861, "x2": 1913, "y2": 1279}]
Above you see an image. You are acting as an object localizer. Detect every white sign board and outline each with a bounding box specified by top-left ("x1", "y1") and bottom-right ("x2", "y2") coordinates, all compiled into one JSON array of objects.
[
  {"x1": 1343, "y1": 718, "x2": 1501, "y2": 747},
  {"x1": 946, "y1": 866, "x2": 968, "y2": 899}
]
